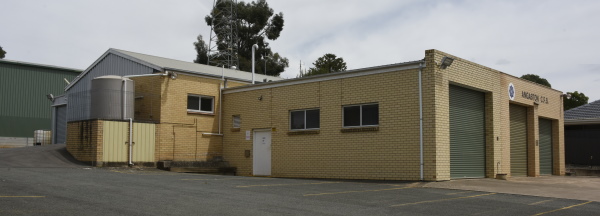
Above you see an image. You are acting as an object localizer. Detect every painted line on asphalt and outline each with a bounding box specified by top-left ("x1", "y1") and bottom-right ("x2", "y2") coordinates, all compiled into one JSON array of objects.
[
  {"x1": 181, "y1": 177, "x2": 277, "y2": 181},
  {"x1": 0, "y1": 196, "x2": 45, "y2": 198},
  {"x1": 181, "y1": 178, "x2": 227, "y2": 181},
  {"x1": 238, "y1": 182, "x2": 341, "y2": 188},
  {"x1": 446, "y1": 191, "x2": 475, "y2": 195},
  {"x1": 304, "y1": 186, "x2": 413, "y2": 196},
  {"x1": 390, "y1": 192, "x2": 496, "y2": 207},
  {"x1": 531, "y1": 201, "x2": 593, "y2": 216},
  {"x1": 528, "y1": 199, "x2": 554, "y2": 206}
]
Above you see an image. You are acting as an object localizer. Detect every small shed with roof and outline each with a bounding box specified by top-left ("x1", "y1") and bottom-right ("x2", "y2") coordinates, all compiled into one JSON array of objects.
[{"x1": 564, "y1": 99, "x2": 600, "y2": 166}]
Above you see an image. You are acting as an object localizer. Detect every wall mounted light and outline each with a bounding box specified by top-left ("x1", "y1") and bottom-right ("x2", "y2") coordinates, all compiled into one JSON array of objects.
[
  {"x1": 46, "y1": 94, "x2": 54, "y2": 102},
  {"x1": 562, "y1": 93, "x2": 572, "y2": 99},
  {"x1": 440, "y1": 56, "x2": 454, "y2": 69},
  {"x1": 257, "y1": 95, "x2": 263, "y2": 101}
]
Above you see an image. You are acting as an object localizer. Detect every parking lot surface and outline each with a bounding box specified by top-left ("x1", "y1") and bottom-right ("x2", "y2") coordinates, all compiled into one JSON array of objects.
[
  {"x1": 1, "y1": 146, "x2": 598, "y2": 215},
  {"x1": 0, "y1": 167, "x2": 598, "y2": 215}
]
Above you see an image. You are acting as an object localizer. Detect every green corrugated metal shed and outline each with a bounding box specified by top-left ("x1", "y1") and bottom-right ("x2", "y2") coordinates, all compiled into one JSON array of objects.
[{"x1": 0, "y1": 59, "x2": 81, "y2": 137}]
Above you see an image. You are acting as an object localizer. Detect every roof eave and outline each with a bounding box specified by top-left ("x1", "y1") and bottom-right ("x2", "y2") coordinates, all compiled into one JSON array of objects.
[{"x1": 565, "y1": 118, "x2": 600, "y2": 125}]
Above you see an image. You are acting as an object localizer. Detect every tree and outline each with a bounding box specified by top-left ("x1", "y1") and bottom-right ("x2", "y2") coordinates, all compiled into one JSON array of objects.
[
  {"x1": 520, "y1": 74, "x2": 551, "y2": 88},
  {"x1": 301, "y1": 53, "x2": 347, "y2": 77},
  {"x1": 564, "y1": 91, "x2": 589, "y2": 110},
  {"x1": 193, "y1": 35, "x2": 209, "y2": 64},
  {"x1": 0, "y1": 46, "x2": 6, "y2": 59},
  {"x1": 202, "y1": 0, "x2": 288, "y2": 76}
]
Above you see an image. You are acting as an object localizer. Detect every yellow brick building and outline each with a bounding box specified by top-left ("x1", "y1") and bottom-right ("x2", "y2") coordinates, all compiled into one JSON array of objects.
[
  {"x1": 65, "y1": 48, "x2": 564, "y2": 181},
  {"x1": 221, "y1": 49, "x2": 564, "y2": 181}
]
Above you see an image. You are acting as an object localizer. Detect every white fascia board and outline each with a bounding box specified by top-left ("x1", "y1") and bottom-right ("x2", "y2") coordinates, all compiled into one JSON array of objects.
[
  {"x1": 163, "y1": 67, "x2": 252, "y2": 83},
  {"x1": 223, "y1": 61, "x2": 424, "y2": 94}
]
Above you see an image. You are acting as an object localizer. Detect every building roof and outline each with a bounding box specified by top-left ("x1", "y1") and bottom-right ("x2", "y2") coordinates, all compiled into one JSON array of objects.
[
  {"x1": 0, "y1": 58, "x2": 82, "y2": 72},
  {"x1": 224, "y1": 60, "x2": 424, "y2": 94},
  {"x1": 66, "y1": 48, "x2": 283, "y2": 90},
  {"x1": 565, "y1": 99, "x2": 600, "y2": 121}
]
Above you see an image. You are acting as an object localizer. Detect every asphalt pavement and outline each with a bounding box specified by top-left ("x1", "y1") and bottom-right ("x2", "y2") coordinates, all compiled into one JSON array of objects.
[{"x1": 0, "y1": 145, "x2": 598, "y2": 215}]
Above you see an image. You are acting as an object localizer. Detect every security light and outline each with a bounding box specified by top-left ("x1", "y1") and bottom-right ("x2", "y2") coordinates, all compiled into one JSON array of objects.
[
  {"x1": 562, "y1": 93, "x2": 572, "y2": 99},
  {"x1": 46, "y1": 94, "x2": 54, "y2": 102},
  {"x1": 440, "y1": 57, "x2": 454, "y2": 69}
]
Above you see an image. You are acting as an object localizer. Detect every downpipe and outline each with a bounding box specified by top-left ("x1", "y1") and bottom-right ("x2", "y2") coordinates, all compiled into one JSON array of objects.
[
  {"x1": 419, "y1": 62, "x2": 424, "y2": 181},
  {"x1": 128, "y1": 118, "x2": 133, "y2": 166},
  {"x1": 252, "y1": 44, "x2": 258, "y2": 84}
]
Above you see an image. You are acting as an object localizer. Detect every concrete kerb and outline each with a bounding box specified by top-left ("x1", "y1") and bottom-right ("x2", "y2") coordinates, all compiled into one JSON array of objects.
[{"x1": 422, "y1": 176, "x2": 600, "y2": 202}]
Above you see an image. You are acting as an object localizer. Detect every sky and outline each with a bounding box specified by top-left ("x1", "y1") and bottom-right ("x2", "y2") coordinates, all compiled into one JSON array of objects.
[{"x1": 1, "y1": 0, "x2": 599, "y2": 101}]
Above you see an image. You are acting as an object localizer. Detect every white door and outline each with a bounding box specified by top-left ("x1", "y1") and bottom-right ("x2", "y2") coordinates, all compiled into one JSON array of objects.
[{"x1": 253, "y1": 130, "x2": 272, "y2": 176}]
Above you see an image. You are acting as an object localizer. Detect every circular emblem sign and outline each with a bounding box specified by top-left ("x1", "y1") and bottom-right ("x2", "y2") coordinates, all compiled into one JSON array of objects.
[{"x1": 508, "y1": 83, "x2": 515, "y2": 101}]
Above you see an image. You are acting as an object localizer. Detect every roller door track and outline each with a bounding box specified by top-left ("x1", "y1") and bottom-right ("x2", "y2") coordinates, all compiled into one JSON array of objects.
[
  {"x1": 539, "y1": 118, "x2": 553, "y2": 175},
  {"x1": 510, "y1": 104, "x2": 528, "y2": 177},
  {"x1": 450, "y1": 85, "x2": 486, "y2": 179}
]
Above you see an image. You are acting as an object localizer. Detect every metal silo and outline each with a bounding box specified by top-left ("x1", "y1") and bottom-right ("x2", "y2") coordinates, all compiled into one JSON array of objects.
[{"x1": 90, "y1": 75, "x2": 134, "y2": 120}]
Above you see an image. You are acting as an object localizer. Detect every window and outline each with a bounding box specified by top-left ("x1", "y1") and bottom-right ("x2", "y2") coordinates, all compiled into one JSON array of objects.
[
  {"x1": 290, "y1": 109, "x2": 320, "y2": 130},
  {"x1": 343, "y1": 103, "x2": 379, "y2": 127},
  {"x1": 187, "y1": 95, "x2": 214, "y2": 113},
  {"x1": 232, "y1": 115, "x2": 241, "y2": 128}
]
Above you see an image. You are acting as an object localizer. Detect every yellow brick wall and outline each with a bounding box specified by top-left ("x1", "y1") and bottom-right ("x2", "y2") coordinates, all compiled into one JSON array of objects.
[
  {"x1": 131, "y1": 74, "x2": 250, "y2": 162},
  {"x1": 66, "y1": 120, "x2": 103, "y2": 163},
  {"x1": 222, "y1": 49, "x2": 564, "y2": 181},
  {"x1": 132, "y1": 76, "x2": 162, "y2": 122},
  {"x1": 223, "y1": 69, "x2": 422, "y2": 180}
]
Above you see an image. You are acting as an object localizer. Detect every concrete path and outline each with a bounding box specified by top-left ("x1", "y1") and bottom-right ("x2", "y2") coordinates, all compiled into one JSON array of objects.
[
  {"x1": 424, "y1": 176, "x2": 600, "y2": 202},
  {"x1": 0, "y1": 144, "x2": 88, "y2": 168}
]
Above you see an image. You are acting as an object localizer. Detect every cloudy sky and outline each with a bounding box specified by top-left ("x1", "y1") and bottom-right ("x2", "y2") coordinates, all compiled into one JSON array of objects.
[{"x1": 2, "y1": 0, "x2": 599, "y2": 101}]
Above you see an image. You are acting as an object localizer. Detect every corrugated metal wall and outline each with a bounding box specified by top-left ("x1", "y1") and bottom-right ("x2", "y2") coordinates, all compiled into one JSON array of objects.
[
  {"x1": 102, "y1": 121, "x2": 128, "y2": 162},
  {"x1": 132, "y1": 123, "x2": 155, "y2": 162},
  {"x1": 55, "y1": 105, "x2": 67, "y2": 144},
  {"x1": 102, "y1": 121, "x2": 155, "y2": 163},
  {"x1": 449, "y1": 85, "x2": 486, "y2": 179},
  {"x1": 539, "y1": 118, "x2": 553, "y2": 175},
  {"x1": 0, "y1": 61, "x2": 79, "y2": 137},
  {"x1": 67, "y1": 54, "x2": 154, "y2": 122},
  {"x1": 510, "y1": 104, "x2": 528, "y2": 177}
]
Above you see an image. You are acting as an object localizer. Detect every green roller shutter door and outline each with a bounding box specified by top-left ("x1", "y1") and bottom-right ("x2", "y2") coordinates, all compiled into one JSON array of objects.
[
  {"x1": 510, "y1": 104, "x2": 528, "y2": 176},
  {"x1": 450, "y1": 85, "x2": 486, "y2": 179},
  {"x1": 539, "y1": 118, "x2": 553, "y2": 175}
]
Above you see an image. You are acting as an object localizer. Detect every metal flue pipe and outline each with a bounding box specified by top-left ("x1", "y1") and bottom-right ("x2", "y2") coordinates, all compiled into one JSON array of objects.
[{"x1": 252, "y1": 44, "x2": 258, "y2": 84}]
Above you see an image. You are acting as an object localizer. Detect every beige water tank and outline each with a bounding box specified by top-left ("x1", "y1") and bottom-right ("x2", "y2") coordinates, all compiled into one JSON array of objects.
[{"x1": 90, "y1": 75, "x2": 135, "y2": 120}]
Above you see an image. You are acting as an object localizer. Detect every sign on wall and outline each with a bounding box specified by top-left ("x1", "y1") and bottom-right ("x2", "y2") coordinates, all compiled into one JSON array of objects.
[{"x1": 508, "y1": 83, "x2": 516, "y2": 101}]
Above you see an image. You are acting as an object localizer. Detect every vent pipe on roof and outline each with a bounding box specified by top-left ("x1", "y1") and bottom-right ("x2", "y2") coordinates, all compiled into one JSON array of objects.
[{"x1": 252, "y1": 44, "x2": 258, "y2": 84}]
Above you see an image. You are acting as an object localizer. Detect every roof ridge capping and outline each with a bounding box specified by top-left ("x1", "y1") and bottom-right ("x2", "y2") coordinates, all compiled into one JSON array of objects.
[
  {"x1": 0, "y1": 58, "x2": 82, "y2": 72},
  {"x1": 429, "y1": 49, "x2": 563, "y2": 93},
  {"x1": 110, "y1": 48, "x2": 281, "y2": 79}
]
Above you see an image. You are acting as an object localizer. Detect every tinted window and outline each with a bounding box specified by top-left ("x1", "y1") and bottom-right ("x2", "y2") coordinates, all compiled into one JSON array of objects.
[
  {"x1": 306, "y1": 109, "x2": 320, "y2": 129},
  {"x1": 187, "y1": 96, "x2": 199, "y2": 110},
  {"x1": 290, "y1": 110, "x2": 305, "y2": 129},
  {"x1": 200, "y1": 97, "x2": 213, "y2": 112},
  {"x1": 343, "y1": 106, "x2": 361, "y2": 127},
  {"x1": 362, "y1": 104, "x2": 379, "y2": 125}
]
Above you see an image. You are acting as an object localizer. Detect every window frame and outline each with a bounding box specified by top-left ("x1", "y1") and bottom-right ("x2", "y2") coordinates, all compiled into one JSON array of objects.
[
  {"x1": 232, "y1": 115, "x2": 241, "y2": 128},
  {"x1": 342, "y1": 103, "x2": 379, "y2": 128},
  {"x1": 187, "y1": 94, "x2": 215, "y2": 114},
  {"x1": 289, "y1": 108, "x2": 320, "y2": 131}
]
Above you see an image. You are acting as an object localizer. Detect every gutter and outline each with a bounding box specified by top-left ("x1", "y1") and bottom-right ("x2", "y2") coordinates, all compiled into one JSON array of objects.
[{"x1": 564, "y1": 118, "x2": 600, "y2": 125}]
